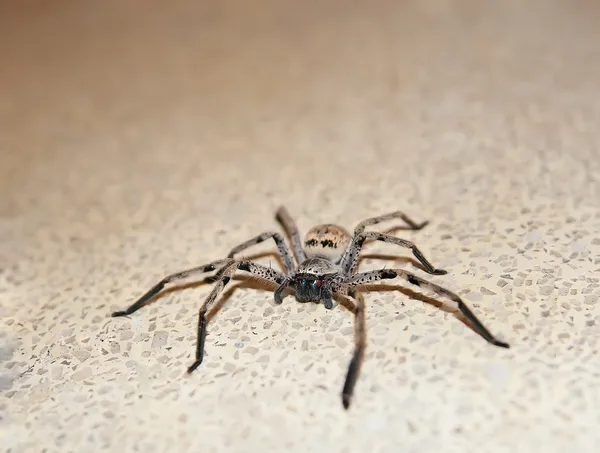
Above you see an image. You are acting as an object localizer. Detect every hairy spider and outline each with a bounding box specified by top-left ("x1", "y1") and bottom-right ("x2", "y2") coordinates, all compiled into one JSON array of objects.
[{"x1": 112, "y1": 207, "x2": 509, "y2": 409}]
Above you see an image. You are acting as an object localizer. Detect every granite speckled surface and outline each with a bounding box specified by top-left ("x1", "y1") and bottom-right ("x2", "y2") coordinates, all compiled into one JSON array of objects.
[{"x1": 2, "y1": 1, "x2": 600, "y2": 452}]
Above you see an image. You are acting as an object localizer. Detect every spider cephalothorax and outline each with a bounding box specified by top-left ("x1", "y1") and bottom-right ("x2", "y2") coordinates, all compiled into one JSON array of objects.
[
  {"x1": 112, "y1": 206, "x2": 509, "y2": 409},
  {"x1": 290, "y1": 273, "x2": 327, "y2": 303},
  {"x1": 282, "y1": 257, "x2": 337, "y2": 305}
]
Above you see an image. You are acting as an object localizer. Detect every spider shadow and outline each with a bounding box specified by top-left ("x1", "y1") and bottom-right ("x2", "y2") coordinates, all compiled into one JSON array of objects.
[
  {"x1": 124, "y1": 273, "x2": 279, "y2": 323},
  {"x1": 205, "y1": 279, "x2": 480, "y2": 342},
  {"x1": 357, "y1": 283, "x2": 483, "y2": 339},
  {"x1": 204, "y1": 276, "x2": 279, "y2": 323},
  {"x1": 120, "y1": 251, "x2": 285, "y2": 313},
  {"x1": 357, "y1": 254, "x2": 431, "y2": 273},
  {"x1": 120, "y1": 249, "x2": 478, "y2": 339}
]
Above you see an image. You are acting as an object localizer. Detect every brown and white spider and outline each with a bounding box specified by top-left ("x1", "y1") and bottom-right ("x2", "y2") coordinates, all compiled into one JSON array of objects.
[{"x1": 112, "y1": 206, "x2": 509, "y2": 409}]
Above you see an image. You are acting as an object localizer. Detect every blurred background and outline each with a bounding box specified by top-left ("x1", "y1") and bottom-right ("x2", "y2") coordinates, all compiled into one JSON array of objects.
[
  {"x1": 2, "y1": 1, "x2": 600, "y2": 452},
  {"x1": 3, "y1": 0, "x2": 599, "y2": 239}
]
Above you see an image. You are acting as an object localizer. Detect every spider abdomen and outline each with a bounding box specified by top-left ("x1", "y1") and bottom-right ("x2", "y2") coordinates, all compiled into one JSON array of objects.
[{"x1": 303, "y1": 224, "x2": 352, "y2": 262}]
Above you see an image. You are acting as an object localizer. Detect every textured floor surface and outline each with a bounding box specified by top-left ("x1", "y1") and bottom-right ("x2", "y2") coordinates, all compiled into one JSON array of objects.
[{"x1": 2, "y1": 1, "x2": 600, "y2": 452}]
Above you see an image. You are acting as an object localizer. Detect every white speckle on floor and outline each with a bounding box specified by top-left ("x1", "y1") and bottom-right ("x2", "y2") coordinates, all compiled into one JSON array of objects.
[{"x1": 151, "y1": 331, "x2": 169, "y2": 349}]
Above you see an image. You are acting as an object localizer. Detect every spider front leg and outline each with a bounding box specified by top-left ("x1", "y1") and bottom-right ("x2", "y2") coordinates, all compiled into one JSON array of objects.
[
  {"x1": 111, "y1": 259, "x2": 232, "y2": 317},
  {"x1": 187, "y1": 260, "x2": 286, "y2": 373},
  {"x1": 340, "y1": 231, "x2": 448, "y2": 275},
  {"x1": 112, "y1": 230, "x2": 295, "y2": 317},
  {"x1": 347, "y1": 269, "x2": 510, "y2": 348},
  {"x1": 334, "y1": 288, "x2": 366, "y2": 410}
]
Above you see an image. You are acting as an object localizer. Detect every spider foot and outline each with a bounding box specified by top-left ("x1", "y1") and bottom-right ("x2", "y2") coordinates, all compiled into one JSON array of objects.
[
  {"x1": 432, "y1": 269, "x2": 448, "y2": 275},
  {"x1": 187, "y1": 360, "x2": 203, "y2": 374},
  {"x1": 342, "y1": 393, "x2": 352, "y2": 410},
  {"x1": 111, "y1": 310, "x2": 130, "y2": 317},
  {"x1": 415, "y1": 220, "x2": 430, "y2": 230},
  {"x1": 493, "y1": 339, "x2": 510, "y2": 349}
]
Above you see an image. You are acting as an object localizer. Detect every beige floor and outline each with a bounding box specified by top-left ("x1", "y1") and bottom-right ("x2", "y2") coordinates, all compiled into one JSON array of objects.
[{"x1": 2, "y1": 1, "x2": 600, "y2": 452}]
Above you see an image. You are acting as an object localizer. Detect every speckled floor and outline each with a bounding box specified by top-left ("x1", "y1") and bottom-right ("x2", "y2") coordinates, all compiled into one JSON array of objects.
[{"x1": 2, "y1": 1, "x2": 600, "y2": 452}]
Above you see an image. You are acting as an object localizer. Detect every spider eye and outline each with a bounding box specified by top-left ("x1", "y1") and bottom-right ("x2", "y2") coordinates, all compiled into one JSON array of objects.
[{"x1": 317, "y1": 279, "x2": 323, "y2": 288}]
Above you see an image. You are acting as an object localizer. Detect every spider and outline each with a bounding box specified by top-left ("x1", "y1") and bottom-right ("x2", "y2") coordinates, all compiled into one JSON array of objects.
[{"x1": 111, "y1": 206, "x2": 509, "y2": 409}]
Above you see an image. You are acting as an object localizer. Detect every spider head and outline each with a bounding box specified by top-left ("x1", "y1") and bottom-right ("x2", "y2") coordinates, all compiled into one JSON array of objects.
[{"x1": 291, "y1": 274, "x2": 325, "y2": 302}]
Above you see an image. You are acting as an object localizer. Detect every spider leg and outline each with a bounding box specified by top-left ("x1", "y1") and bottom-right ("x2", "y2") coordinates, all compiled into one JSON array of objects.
[
  {"x1": 340, "y1": 231, "x2": 447, "y2": 275},
  {"x1": 275, "y1": 206, "x2": 308, "y2": 263},
  {"x1": 336, "y1": 288, "x2": 366, "y2": 410},
  {"x1": 273, "y1": 278, "x2": 292, "y2": 305},
  {"x1": 187, "y1": 259, "x2": 286, "y2": 373},
  {"x1": 227, "y1": 231, "x2": 296, "y2": 272},
  {"x1": 113, "y1": 229, "x2": 295, "y2": 317},
  {"x1": 346, "y1": 269, "x2": 510, "y2": 348},
  {"x1": 353, "y1": 210, "x2": 429, "y2": 235},
  {"x1": 111, "y1": 259, "x2": 231, "y2": 317}
]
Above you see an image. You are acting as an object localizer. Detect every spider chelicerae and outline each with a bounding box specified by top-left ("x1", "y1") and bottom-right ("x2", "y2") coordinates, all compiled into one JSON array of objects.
[{"x1": 112, "y1": 206, "x2": 509, "y2": 409}]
